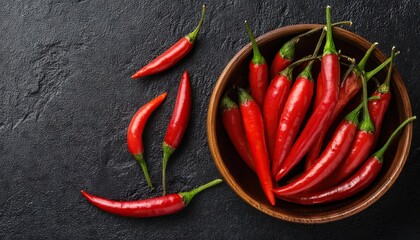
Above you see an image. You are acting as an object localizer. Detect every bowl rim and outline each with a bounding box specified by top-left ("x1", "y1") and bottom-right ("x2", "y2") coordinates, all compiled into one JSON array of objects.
[{"x1": 207, "y1": 24, "x2": 413, "y2": 223}]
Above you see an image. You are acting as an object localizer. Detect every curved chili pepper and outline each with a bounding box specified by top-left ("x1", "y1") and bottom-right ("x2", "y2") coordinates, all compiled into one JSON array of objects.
[
  {"x1": 131, "y1": 5, "x2": 206, "y2": 78},
  {"x1": 244, "y1": 20, "x2": 268, "y2": 107},
  {"x1": 162, "y1": 71, "x2": 192, "y2": 195},
  {"x1": 275, "y1": 6, "x2": 340, "y2": 181},
  {"x1": 81, "y1": 179, "x2": 222, "y2": 217},
  {"x1": 271, "y1": 29, "x2": 326, "y2": 176},
  {"x1": 321, "y1": 48, "x2": 397, "y2": 189},
  {"x1": 238, "y1": 88, "x2": 275, "y2": 206},
  {"x1": 305, "y1": 46, "x2": 399, "y2": 170},
  {"x1": 220, "y1": 93, "x2": 255, "y2": 171},
  {"x1": 274, "y1": 97, "x2": 363, "y2": 196},
  {"x1": 127, "y1": 92, "x2": 167, "y2": 188},
  {"x1": 263, "y1": 70, "x2": 291, "y2": 158},
  {"x1": 278, "y1": 117, "x2": 415, "y2": 205},
  {"x1": 269, "y1": 21, "x2": 351, "y2": 78}
]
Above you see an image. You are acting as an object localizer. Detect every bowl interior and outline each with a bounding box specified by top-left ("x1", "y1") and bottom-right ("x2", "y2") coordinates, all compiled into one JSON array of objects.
[{"x1": 207, "y1": 24, "x2": 413, "y2": 223}]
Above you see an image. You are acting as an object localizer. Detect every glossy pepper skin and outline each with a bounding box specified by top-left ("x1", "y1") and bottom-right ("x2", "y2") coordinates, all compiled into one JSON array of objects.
[
  {"x1": 162, "y1": 71, "x2": 192, "y2": 195},
  {"x1": 244, "y1": 21, "x2": 268, "y2": 107},
  {"x1": 263, "y1": 70, "x2": 292, "y2": 158},
  {"x1": 278, "y1": 117, "x2": 415, "y2": 205},
  {"x1": 81, "y1": 179, "x2": 222, "y2": 217},
  {"x1": 238, "y1": 89, "x2": 275, "y2": 206},
  {"x1": 273, "y1": 103, "x2": 361, "y2": 196},
  {"x1": 131, "y1": 5, "x2": 206, "y2": 78},
  {"x1": 275, "y1": 6, "x2": 340, "y2": 181},
  {"x1": 269, "y1": 21, "x2": 352, "y2": 79},
  {"x1": 221, "y1": 94, "x2": 255, "y2": 171},
  {"x1": 321, "y1": 48, "x2": 396, "y2": 189},
  {"x1": 271, "y1": 71, "x2": 313, "y2": 177},
  {"x1": 127, "y1": 92, "x2": 167, "y2": 188},
  {"x1": 271, "y1": 28, "x2": 325, "y2": 176},
  {"x1": 305, "y1": 46, "x2": 398, "y2": 169}
]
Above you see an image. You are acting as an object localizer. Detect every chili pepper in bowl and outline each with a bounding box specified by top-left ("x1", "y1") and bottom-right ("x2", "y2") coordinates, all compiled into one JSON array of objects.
[
  {"x1": 274, "y1": 95, "x2": 369, "y2": 196},
  {"x1": 238, "y1": 88, "x2": 275, "y2": 206},
  {"x1": 269, "y1": 21, "x2": 351, "y2": 78},
  {"x1": 162, "y1": 71, "x2": 192, "y2": 195},
  {"x1": 270, "y1": 29, "x2": 326, "y2": 176},
  {"x1": 81, "y1": 179, "x2": 222, "y2": 217},
  {"x1": 127, "y1": 92, "x2": 167, "y2": 189},
  {"x1": 131, "y1": 5, "x2": 206, "y2": 79},
  {"x1": 305, "y1": 45, "x2": 399, "y2": 169},
  {"x1": 278, "y1": 116, "x2": 415, "y2": 205},
  {"x1": 244, "y1": 20, "x2": 268, "y2": 107},
  {"x1": 275, "y1": 6, "x2": 340, "y2": 181},
  {"x1": 320, "y1": 48, "x2": 397, "y2": 189},
  {"x1": 221, "y1": 93, "x2": 255, "y2": 172}
]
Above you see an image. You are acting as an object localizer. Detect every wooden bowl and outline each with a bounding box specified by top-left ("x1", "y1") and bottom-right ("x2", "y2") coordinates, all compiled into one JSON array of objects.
[{"x1": 207, "y1": 24, "x2": 413, "y2": 223}]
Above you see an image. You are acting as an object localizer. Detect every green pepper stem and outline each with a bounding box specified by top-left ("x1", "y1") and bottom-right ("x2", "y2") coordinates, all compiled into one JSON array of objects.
[
  {"x1": 220, "y1": 92, "x2": 238, "y2": 111},
  {"x1": 298, "y1": 29, "x2": 326, "y2": 79},
  {"x1": 374, "y1": 116, "x2": 416, "y2": 162},
  {"x1": 377, "y1": 47, "x2": 396, "y2": 93},
  {"x1": 366, "y1": 50, "x2": 400, "y2": 81},
  {"x1": 186, "y1": 4, "x2": 206, "y2": 43},
  {"x1": 162, "y1": 142, "x2": 175, "y2": 195},
  {"x1": 133, "y1": 153, "x2": 153, "y2": 189},
  {"x1": 244, "y1": 20, "x2": 265, "y2": 65},
  {"x1": 323, "y1": 6, "x2": 337, "y2": 55},
  {"x1": 293, "y1": 21, "x2": 352, "y2": 42},
  {"x1": 279, "y1": 21, "x2": 351, "y2": 61},
  {"x1": 358, "y1": 42, "x2": 378, "y2": 71},
  {"x1": 358, "y1": 67, "x2": 375, "y2": 132},
  {"x1": 345, "y1": 96, "x2": 380, "y2": 123},
  {"x1": 238, "y1": 87, "x2": 254, "y2": 104},
  {"x1": 179, "y1": 179, "x2": 223, "y2": 206},
  {"x1": 280, "y1": 55, "x2": 321, "y2": 79}
]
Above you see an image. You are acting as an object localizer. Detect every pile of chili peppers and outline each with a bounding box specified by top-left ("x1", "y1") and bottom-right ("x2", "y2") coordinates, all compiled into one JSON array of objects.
[
  {"x1": 81, "y1": 4, "x2": 223, "y2": 218},
  {"x1": 221, "y1": 6, "x2": 415, "y2": 206}
]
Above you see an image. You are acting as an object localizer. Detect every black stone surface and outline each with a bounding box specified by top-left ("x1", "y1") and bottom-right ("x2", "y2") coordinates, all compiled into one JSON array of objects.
[{"x1": 1, "y1": 0, "x2": 419, "y2": 239}]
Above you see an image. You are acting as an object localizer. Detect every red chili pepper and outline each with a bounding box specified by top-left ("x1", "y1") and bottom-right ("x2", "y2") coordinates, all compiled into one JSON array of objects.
[
  {"x1": 244, "y1": 21, "x2": 268, "y2": 107},
  {"x1": 131, "y1": 5, "x2": 206, "y2": 78},
  {"x1": 275, "y1": 6, "x2": 340, "y2": 181},
  {"x1": 81, "y1": 179, "x2": 222, "y2": 217},
  {"x1": 238, "y1": 88, "x2": 275, "y2": 206},
  {"x1": 162, "y1": 71, "x2": 192, "y2": 195},
  {"x1": 278, "y1": 117, "x2": 415, "y2": 205},
  {"x1": 263, "y1": 70, "x2": 291, "y2": 158},
  {"x1": 305, "y1": 46, "x2": 399, "y2": 170},
  {"x1": 271, "y1": 29, "x2": 326, "y2": 176},
  {"x1": 269, "y1": 21, "x2": 351, "y2": 78},
  {"x1": 127, "y1": 92, "x2": 167, "y2": 188},
  {"x1": 274, "y1": 102, "x2": 361, "y2": 196},
  {"x1": 220, "y1": 93, "x2": 255, "y2": 171},
  {"x1": 320, "y1": 48, "x2": 396, "y2": 189}
]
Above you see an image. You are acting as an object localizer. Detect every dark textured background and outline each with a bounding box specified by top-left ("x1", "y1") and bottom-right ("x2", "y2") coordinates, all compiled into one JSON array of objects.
[{"x1": 1, "y1": 0, "x2": 419, "y2": 239}]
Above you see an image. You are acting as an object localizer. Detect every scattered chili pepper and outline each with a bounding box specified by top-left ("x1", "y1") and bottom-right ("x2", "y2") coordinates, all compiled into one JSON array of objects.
[
  {"x1": 275, "y1": 6, "x2": 340, "y2": 181},
  {"x1": 162, "y1": 71, "x2": 192, "y2": 195},
  {"x1": 131, "y1": 5, "x2": 206, "y2": 78},
  {"x1": 220, "y1": 93, "x2": 255, "y2": 171},
  {"x1": 321, "y1": 48, "x2": 397, "y2": 189},
  {"x1": 238, "y1": 88, "x2": 275, "y2": 206},
  {"x1": 81, "y1": 179, "x2": 222, "y2": 217},
  {"x1": 305, "y1": 45, "x2": 399, "y2": 169},
  {"x1": 274, "y1": 95, "x2": 362, "y2": 196},
  {"x1": 271, "y1": 29, "x2": 326, "y2": 176},
  {"x1": 244, "y1": 20, "x2": 268, "y2": 107},
  {"x1": 278, "y1": 117, "x2": 415, "y2": 205},
  {"x1": 127, "y1": 92, "x2": 167, "y2": 188},
  {"x1": 269, "y1": 21, "x2": 352, "y2": 78}
]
